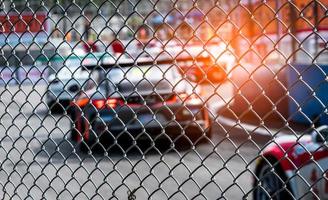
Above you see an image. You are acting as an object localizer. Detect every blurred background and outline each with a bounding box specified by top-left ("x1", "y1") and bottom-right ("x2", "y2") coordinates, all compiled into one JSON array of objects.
[{"x1": 1, "y1": 0, "x2": 328, "y2": 128}]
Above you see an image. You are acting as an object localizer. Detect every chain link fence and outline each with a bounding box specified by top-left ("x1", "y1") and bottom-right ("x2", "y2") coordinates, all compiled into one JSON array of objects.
[{"x1": 0, "y1": 0, "x2": 327, "y2": 199}]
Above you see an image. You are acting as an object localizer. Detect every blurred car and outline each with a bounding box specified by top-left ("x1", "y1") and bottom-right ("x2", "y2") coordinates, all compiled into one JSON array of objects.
[
  {"x1": 126, "y1": 39, "x2": 235, "y2": 83},
  {"x1": 143, "y1": 40, "x2": 236, "y2": 115},
  {"x1": 181, "y1": 43, "x2": 236, "y2": 115},
  {"x1": 253, "y1": 125, "x2": 328, "y2": 200},
  {"x1": 164, "y1": 41, "x2": 235, "y2": 81},
  {"x1": 68, "y1": 57, "x2": 215, "y2": 150}
]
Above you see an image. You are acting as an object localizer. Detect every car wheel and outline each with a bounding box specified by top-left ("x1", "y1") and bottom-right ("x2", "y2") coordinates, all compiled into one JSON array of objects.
[
  {"x1": 253, "y1": 159, "x2": 293, "y2": 200},
  {"x1": 47, "y1": 100, "x2": 56, "y2": 113},
  {"x1": 186, "y1": 124, "x2": 212, "y2": 144},
  {"x1": 48, "y1": 101, "x2": 66, "y2": 114},
  {"x1": 189, "y1": 109, "x2": 212, "y2": 143},
  {"x1": 68, "y1": 107, "x2": 81, "y2": 142},
  {"x1": 205, "y1": 126, "x2": 212, "y2": 139},
  {"x1": 79, "y1": 116, "x2": 93, "y2": 151},
  {"x1": 79, "y1": 116, "x2": 104, "y2": 153},
  {"x1": 200, "y1": 110, "x2": 212, "y2": 141}
]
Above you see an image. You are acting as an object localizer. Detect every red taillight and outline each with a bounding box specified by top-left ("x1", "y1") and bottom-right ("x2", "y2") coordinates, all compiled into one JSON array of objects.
[
  {"x1": 92, "y1": 98, "x2": 122, "y2": 109},
  {"x1": 92, "y1": 99, "x2": 106, "y2": 109},
  {"x1": 75, "y1": 98, "x2": 90, "y2": 107},
  {"x1": 107, "y1": 99, "x2": 120, "y2": 108}
]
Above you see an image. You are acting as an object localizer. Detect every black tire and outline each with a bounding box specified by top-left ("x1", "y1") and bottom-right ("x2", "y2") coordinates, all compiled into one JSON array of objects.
[
  {"x1": 48, "y1": 101, "x2": 66, "y2": 114},
  {"x1": 80, "y1": 134, "x2": 107, "y2": 154},
  {"x1": 68, "y1": 107, "x2": 83, "y2": 142},
  {"x1": 184, "y1": 108, "x2": 212, "y2": 144},
  {"x1": 253, "y1": 158, "x2": 293, "y2": 200},
  {"x1": 79, "y1": 116, "x2": 107, "y2": 154},
  {"x1": 79, "y1": 132, "x2": 99, "y2": 153},
  {"x1": 198, "y1": 110, "x2": 212, "y2": 142},
  {"x1": 47, "y1": 100, "x2": 56, "y2": 113},
  {"x1": 205, "y1": 126, "x2": 212, "y2": 139},
  {"x1": 182, "y1": 124, "x2": 212, "y2": 145},
  {"x1": 79, "y1": 116, "x2": 97, "y2": 153}
]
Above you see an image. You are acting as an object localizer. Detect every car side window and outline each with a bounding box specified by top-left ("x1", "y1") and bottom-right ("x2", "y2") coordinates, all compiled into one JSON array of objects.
[{"x1": 319, "y1": 128, "x2": 328, "y2": 142}]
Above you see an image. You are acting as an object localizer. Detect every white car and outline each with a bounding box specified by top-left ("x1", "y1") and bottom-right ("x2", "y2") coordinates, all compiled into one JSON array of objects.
[
  {"x1": 124, "y1": 39, "x2": 236, "y2": 116},
  {"x1": 253, "y1": 125, "x2": 328, "y2": 200},
  {"x1": 164, "y1": 41, "x2": 236, "y2": 116}
]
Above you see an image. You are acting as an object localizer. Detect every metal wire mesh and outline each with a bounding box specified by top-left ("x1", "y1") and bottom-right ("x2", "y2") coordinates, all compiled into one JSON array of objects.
[{"x1": 0, "y1": 0, "x2": 327, "y2": 199}]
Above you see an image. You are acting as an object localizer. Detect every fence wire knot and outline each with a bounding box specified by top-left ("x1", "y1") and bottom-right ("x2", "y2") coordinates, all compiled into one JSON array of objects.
[{"x1": 127, "y1": 189, "x2": 137, "y2": 200}]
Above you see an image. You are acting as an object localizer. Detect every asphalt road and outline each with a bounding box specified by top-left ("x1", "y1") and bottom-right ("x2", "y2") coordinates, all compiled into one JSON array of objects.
[{"x1": 0, "y1": 84, "x2": 275, "y2": 199}]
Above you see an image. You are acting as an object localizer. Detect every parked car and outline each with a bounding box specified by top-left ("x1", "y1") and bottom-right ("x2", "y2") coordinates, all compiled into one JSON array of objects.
[
  {"x1": 68, "y1": 57, "x2": 218, "y2": 151},
  {"x1": 253, "y1": 125, "x2": 328, "y2": 200}
]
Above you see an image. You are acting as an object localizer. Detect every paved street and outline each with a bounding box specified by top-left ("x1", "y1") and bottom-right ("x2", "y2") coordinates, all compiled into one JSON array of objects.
[{"x1": 0, "y1": 84, "x2": 278, "y2": 199}]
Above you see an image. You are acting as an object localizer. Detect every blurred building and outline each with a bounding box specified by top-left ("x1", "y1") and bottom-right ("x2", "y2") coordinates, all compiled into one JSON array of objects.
[{"x1": 239, "y1": 0, "x2": 328, "y2": 64}]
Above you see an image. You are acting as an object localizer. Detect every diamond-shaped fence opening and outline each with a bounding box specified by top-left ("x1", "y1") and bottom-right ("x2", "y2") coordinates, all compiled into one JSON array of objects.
[{"x1": 0, "y1": 0, "x2": 327, "y2": 199}]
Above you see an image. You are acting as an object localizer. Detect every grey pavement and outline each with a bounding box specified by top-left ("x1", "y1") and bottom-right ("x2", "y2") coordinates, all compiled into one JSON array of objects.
[{"x1": 0, "y1": 84, "x2": 274, "y2": 199}]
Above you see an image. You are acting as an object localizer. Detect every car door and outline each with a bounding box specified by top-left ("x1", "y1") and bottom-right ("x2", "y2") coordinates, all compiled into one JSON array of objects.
[
  {"x1": 317, "y1": 127, "x2": 328, "y2": 199},
  {"x1": 295, "y1": 127, "x2": 328, "y2": 199}
]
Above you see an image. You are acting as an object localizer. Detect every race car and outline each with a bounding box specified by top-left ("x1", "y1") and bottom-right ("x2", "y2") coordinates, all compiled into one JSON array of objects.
[
  {"x1": 253, "y1": 125, "x2": 328, "y2": 200},
  {"x1": 160, "y1": 40, "x2": 236, "y2": 115},
  {"x1": 68, "y1": 57, "x2": 213, "y2": 151},
  {"x1": 164, "y1": 40, "x2": 235, "y2": 83},
  {"x1": 129, "y1": 38, "x2": 235, "y2": 84}
]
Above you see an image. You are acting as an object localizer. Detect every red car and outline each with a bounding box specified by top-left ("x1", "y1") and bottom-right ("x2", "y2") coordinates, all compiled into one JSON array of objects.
[{"x1": 253, "y1": 125, "x2": 328, "y2": 200}]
